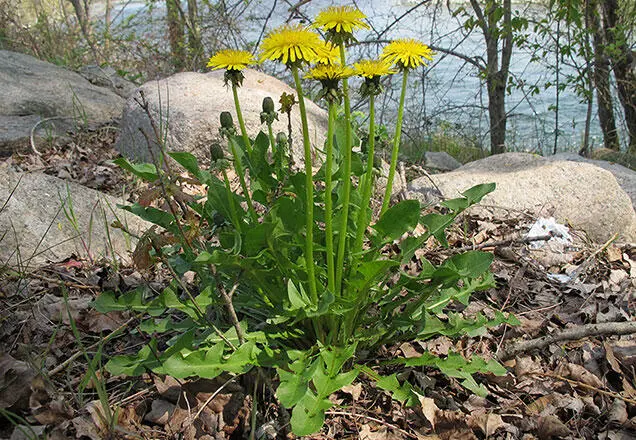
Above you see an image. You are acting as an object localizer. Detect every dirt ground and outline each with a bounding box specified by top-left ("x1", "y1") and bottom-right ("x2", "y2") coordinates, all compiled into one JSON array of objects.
[{"x1": 1, "y1": 132, "x2": 635, "y2": 440}]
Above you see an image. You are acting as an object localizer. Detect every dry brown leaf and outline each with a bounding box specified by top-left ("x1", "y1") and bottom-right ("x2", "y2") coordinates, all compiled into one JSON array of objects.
[
  {"x1": 604, "y1": 341, "x2": 623, "y2": 374},
  {"x1": 341, "y1": 383, "x2": 363, "y2": 402},
  {"x1": 606, "y1": 245, "x2": 623, "y2": 262},
  {"x1": 399, "y1": 342, "x2": 421, "y2": 358},
  {"x1": 71, "y1": 416, "x2": 101, "y2": 440},
  {"x1": 0, "y1": 354, "x2": 36, "y2": 410},
  {"x1": 514, "y1": 356, "x2": 542, "y2": 377},
  {"x1": 608, "y1": 398, "x2": 628, "y2": 425},
  {"x1": 359, "y1": 424, "x2": 401, "y2": 440},
  {"x1": 537, "y1": 415, "x2": 570, "y2": 439},
  {"x1": 466, "y1": 409, "x2": 508, "y2": 437},
  {"x1": 144, "y1": 399, "x2": 176, "y2": 426},
  {"x1": 527, "y1": 394, "x2": 560, "y2": 416},
  {"x1": 417, "y1": 395, "x2": 439, "y2": 429},
  {"x1": 555, "y1": 362, "x2": 604, "y2": 388}
]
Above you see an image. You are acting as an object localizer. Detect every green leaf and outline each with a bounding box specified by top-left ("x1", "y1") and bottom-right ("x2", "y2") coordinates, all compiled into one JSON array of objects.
[
  {"x1": 375, "y1": 373, "x2": 417, "y2": 406},
  {"x1": 420, "y1": 213, "x2": 455, "y2": 247},
  {"x1": 120, "y1": 204, "x2": 176, "y2": 232},
  {"x1": 168, "y1": 152, "x2": 200, "y2": 177},
  {"x1": 290, "y1": 390, "x2": 332, "y2": 436},
  {"x1": 373, "y1": 200, "x2": 420, "y2": 242},
  {"x1": 462, "y1": 183, "x2": 496, "y2": 204},
  {"x1": 114, "y1": 157, "x2": 158, "y2": 181},
  {"x1": 445, "y1": 251, "x2": 493, "y2": 278},
  {"x1": 277, "y1": 369, "x2": 309, "y2": 407}
]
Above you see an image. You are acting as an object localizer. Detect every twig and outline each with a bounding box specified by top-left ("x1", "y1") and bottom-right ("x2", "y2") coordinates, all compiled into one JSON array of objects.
[
  {"x1": 326, "y1": 410, "x2": 419, "y2": 439},
  {"x1": 445, "y1": 234, "x2": 554, "y2": 254},
  {"x1": 211, "y1": 267, "x2": 245, "y2": 345},
  {"x1": 22, "y1": 272, "x2": 98, "y2": 290},
  {"x1": 48, "y1": 317, "x2": 135, "y2": 376},
  {"x1": 190, "y1": 376, "x2": 236, "y2": 422},
  {"x1": 30, "y1": 116, "x2": 71, "y2": 156},
  {"x1": 532, "y1": 372, "x2": 636, "y2": 406},
  {"x1": 498, "y1": 321, "x2": 636, "y2": 361}
]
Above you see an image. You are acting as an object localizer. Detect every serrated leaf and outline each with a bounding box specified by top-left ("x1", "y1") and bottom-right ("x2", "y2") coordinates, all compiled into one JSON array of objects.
[{"x1": 373, "y1": 200, "x2": 420, "y2": 242}]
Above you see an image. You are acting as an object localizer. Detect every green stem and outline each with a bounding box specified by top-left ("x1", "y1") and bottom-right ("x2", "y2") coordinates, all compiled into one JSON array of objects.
[
  {"x1": 325, "y1": 103, "x2": 336, "y2": 294},
  {"x1": 353, "y1": 93, "x2": 375, "y2": 254},
  {"x1": 380, "y1": 69, "x2": 409, "y2": 215},
  {"x1": 221, "y1": 168, "x2": 242, "y2": 233},
  {"x1": 228, "y1": 135, "x2": 257, "y2": 220},
  {"x1": 232, "y1": 83, "x2": 252, "y2": 155},
  {"x1": 335, "y1": 43, "x2": 353, "y2": 294},
  {"x1": 291, "y1": 65, "x2": 318, "y2": 305},
  {"x1": 267, "y1": 123, "x2": 276, "y2": 157}
]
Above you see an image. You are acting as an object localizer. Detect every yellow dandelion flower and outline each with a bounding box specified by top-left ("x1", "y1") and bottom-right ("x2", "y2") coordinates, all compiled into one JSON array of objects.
[
  {"x1": 207, "y1": 49, "x2": 254, "y2": 71},
  {"x1": 305, "y1": 64, "x2": 355, "y2": 81},
  {"x1": 260, "y1": 24, "x2": 322, "y2": 65},
  {"x1": 381, "y1": 39, "x2": 434, "y2": 70},
  {"x1": 353, "y1": 59, "x2": 396, "y2": 78},
  {"x1": 315, "y1": 42, "x2": 341, "y2": 65},
  {"x1": 313, "y1": 6, "x2": 369, "y2": 34}
]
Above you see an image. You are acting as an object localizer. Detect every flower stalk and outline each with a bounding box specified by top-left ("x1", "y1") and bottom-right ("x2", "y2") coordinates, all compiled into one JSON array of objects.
[
  {"x1": 334, "y1": 42, "x2": 353, "y2": 294},
  {"x1": 380, "y1": 69, "x2": 409, "y2": 215},
  {"x1": 291, "y1": 65, "x2": 318, "y2": 304},
  {"x1": 232, "y1": 84, "x2": 252, "y2": 155},
  {"x1": 325, "y1": 102, "x2": 336, "y2": 293},
  {"x1": 353, "y1": 92, "x2": 375, "y2": 254}
]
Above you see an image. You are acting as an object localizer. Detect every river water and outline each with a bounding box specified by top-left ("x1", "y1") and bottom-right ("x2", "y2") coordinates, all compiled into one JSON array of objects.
[{"x1": 99, "y1": 0, "x2": 625, "y2": 154}]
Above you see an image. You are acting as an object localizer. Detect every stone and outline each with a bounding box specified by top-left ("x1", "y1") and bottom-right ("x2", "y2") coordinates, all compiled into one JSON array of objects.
[
  {"x1": 549, "y1": 152, "x2": 636, "y2": 208},
  {"x1": 78, "y1": 64, "x2": 137, "y2": 98},
  {"x1": 408, "y1": 153, "x2": 636, "y2": 243},
  {"x1": 0, "y1": 50, "x2": 124, "y2": 154},
  {"x1": 424, "y1": 151, "x2": 462, "y2": 171},
  {"x1": 0, "y1": 167, "x2": 150, "y2": 267},
  {"x1": 115, "y1": 69, "x2": 329, "y2": 164}
]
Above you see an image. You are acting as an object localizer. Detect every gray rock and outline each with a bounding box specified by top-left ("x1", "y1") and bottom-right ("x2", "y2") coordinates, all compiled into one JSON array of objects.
[
  {"x1": 0, "y1": 168, "x2": 149, "y2": 267},
  {"x1": 0, "y1": 115, "x2": 75, "y2": 154},
  {"x1": 424, "y1": 151, "x2": 462, "y2": 171},
  {"x1": 0, "y1": 50, "x2": 124, "y2": 154},
  {"x1": 115, "y1": 69, "x2": 329, "y2": 164},
  {"x1": 408, "y1": 152, "x2": 636, "y2": 243},
  {"x1": 549, "y1": 152, "x2": 636, "y2": 207},
  {"x1": 78, "y1": 64, "x2": 137, "y2": 98}
]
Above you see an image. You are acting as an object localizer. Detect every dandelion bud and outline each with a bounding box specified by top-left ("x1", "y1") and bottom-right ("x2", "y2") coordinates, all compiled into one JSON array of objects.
[
  {"x1": 276, "y1": 132, "x2": 288, "y2": 146},
  {"x1": 220, "y1": 111, "x2": 234, "y2": 129},
  {"x1": 209, "y1": 142, "x2": 224, "y2": 162},
  {"x1": 262, "y1": 97, "x2": 275, "y2": 114}
]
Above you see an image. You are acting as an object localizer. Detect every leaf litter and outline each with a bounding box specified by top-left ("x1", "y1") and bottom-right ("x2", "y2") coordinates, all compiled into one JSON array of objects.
[{"x1": 1, "y1": 140, "x2": 635, "y2": 439}]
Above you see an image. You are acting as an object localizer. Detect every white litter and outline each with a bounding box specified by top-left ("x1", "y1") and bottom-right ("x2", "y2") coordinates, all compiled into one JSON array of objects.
[{"x1": 526, "y1": 217, "x2": 572, "y2": 249}]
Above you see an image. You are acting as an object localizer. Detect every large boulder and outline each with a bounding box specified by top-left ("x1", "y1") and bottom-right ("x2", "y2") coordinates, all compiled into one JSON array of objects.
[
  {"x1": 0, "y1": 168, "x2": 149, "y2": 267},
  {"x1": 408, "y1": 153, "x2": 636, "y2": 243},
  {"x1": 115, "y1": 69, "x2": 329, "y2": 164},
  {"x1": 549, "y1": 152, "x2": 636, "y2": 207},
  {"x1": 424, "y1": 151, "x2": 462, "y2": 171},
  {"x1": 0, "y1": 50, "x2": 124, "y2": 155}
]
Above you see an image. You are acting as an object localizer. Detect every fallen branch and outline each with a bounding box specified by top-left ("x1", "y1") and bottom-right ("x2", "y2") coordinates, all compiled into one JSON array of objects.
[{"x1": 498, "y1": 321, "x2": 636, "y2": 361}]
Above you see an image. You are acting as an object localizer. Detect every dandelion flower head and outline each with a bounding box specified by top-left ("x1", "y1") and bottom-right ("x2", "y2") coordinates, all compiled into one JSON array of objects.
[
  {"x1": 313, "y1": 6, "x2": 369, "y2": 36},
  {"x1": 207, "y1": 49, "x2": 254, "y2": 71},
  {"x1": 353, "y1": 59, "x2": 396, "y2": 79},
  {"x1": 381, "y1": 39, "x2": 434, "y2": 70},
  {"x1": 260, "y1": 24, "x2": 322, "y2": 66}
]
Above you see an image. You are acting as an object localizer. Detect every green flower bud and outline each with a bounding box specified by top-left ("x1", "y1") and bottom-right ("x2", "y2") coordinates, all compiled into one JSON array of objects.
[
  {"x1": 220, "y1": 111, "x2": 234, "y2": 129},
  {"x1": 262, "y1": 97, "x2": 275, "y2": 114},
  {"x1": 276, "y1": 132, "x2": 288, "y2": 146},
  {"x1": 209, "y1": 142, "x2": 224, "y2": 162}
]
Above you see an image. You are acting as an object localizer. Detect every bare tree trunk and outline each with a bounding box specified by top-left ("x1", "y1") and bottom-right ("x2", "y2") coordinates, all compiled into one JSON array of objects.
[
  {"x1": 67, "y1": 0, "x2": 100, "y2": 62},
  {"x1": 470, "y1": 0, "x2": 513, "y2": 155},
  {"x1": 601, "y1": 0, "x2": 636, "y2": 153},
  {"x1": 186, "y1": 0, "x2": 203, "y2": 67},
  {"x1": 587, "y1": 0, "x2": 620, "y2": 151},
  {"x1": 166, "y1": 0, "x2": 186, "y2": 70}
]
